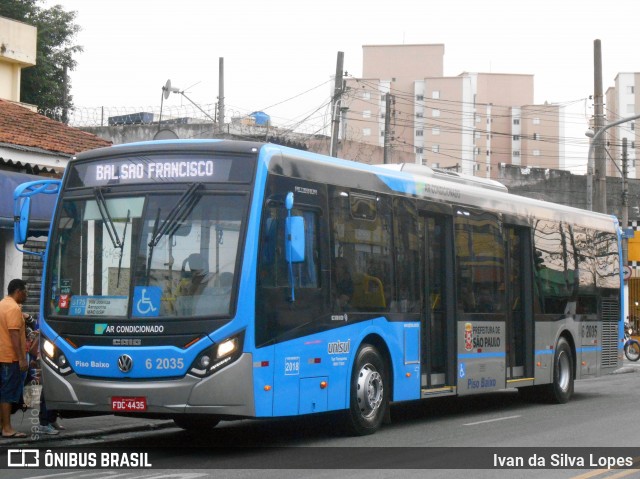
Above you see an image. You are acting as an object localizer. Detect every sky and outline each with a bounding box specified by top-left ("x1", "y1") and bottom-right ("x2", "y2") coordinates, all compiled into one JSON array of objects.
[{"x1": 42, "y1": 0, "x2": 640, "y2": 172}]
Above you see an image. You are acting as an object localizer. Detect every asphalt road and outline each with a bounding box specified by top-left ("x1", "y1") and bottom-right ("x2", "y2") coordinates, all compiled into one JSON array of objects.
[{"x1": 3, "y1": 361, "x2": 640, "y2": 478}]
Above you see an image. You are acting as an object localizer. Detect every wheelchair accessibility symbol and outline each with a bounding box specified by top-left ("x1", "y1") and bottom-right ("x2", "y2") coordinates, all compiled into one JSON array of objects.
[
  {"x1": 133, "y1": 286, "x2": 162, "y2": 317},
  {"x1": 458, "y1": 363, "x2": 466, "y2": 379}
]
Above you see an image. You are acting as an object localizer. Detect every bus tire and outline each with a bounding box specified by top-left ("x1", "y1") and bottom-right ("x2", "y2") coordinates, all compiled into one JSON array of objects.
[
  {"x1": 344, "y1": 344, "x2": 389, "y2": 436},
  {"x1": 173, "y1": 415, "x2": 220, "y2": 431},
  {"x1": 547, "y1": 337, "x2": 574, "y2": 404}
]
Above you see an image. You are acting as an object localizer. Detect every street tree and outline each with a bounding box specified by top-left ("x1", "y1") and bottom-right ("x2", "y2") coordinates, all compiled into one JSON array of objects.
[{"x1": 0, "y1": 0, "x2": 82, "y2": 123}]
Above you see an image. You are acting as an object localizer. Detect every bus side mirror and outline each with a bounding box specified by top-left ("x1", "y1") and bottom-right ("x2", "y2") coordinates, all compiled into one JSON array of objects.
[
  {"x1": 285, "y1": 215, "x2": 305, "y2": 263},
  {"x1": 284, "y1": 191, "x2": 305, "y2": 263},
  {"x1": 14, "y1": 196, "x2": 31, "y2": 245}
]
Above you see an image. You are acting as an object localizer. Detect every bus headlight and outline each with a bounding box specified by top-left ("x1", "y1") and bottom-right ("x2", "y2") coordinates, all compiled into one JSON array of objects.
[
  {"x1": 189, "y1": 331, "x2": 244, "y2": 378},
  {"x1": 216, "y1": 338, "x2": 237, "y2": 358},
  {"x1": 43, "y1": 339, "x2": 56, "y2": 358},
  {"x1": 41, "y1": 335, "x2": 73, "y2": 376}
]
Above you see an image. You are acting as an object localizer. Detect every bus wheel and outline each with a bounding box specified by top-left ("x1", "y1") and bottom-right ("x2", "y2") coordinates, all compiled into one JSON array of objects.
[
  {"x1": 173, "y1": 415, "x2": 220, "y2": 431},
  {"x1": 547, "y1": 337, "x2": 574, "y2": 404},
  {"x1": 345, "y1": 344, "x2": 389, "y2": 436}
]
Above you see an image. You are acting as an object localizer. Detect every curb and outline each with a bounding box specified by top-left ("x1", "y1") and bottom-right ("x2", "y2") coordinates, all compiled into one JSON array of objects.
[
  {"x1": 612, "y1": 364, "x2": 640, "y2": 374},
  {"x1": 0, "y1": 418, "x2": 175, "y2": 446}
]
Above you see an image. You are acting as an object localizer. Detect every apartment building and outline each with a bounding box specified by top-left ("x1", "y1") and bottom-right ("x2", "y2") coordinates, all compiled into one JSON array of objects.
[
  {"x1": 604, "y1": 72, "x2": 640, "y2": 179},
  {"x1": 342, "y1": 44, "x2": 563, "y2": 177}
]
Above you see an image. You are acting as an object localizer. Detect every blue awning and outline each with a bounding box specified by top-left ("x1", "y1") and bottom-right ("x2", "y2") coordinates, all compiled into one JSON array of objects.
[{"x1": 0, "y1": 170, "x2": 57, "y2": 232}]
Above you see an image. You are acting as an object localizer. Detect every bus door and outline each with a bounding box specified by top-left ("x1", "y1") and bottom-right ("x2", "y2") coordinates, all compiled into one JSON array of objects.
[
  {"x1": 256, "y1": 176, "x2": 330, "y2": 417},
  {"x1": 454, "y1": 209, "x2": 506, "y2": 396},
  {"x1": 419, "y1": 212, "x2": 455, "y2": 389},
  {"x1": 505, "y1": 225, "x2": 533, "y2": 380}
]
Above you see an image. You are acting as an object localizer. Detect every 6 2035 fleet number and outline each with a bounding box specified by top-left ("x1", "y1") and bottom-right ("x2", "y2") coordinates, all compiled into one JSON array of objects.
[{"x1": 145, "y1": 357, "x2": 184, "y2": 370}]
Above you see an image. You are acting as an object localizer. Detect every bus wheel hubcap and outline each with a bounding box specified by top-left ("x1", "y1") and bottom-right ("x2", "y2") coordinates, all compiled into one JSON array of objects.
[
  {"x1": 558, "y1": 352, "x2": 570, "y2": 391},
  {"x1": 356, "y1": 363, "x2": 383, "y2": 418}
]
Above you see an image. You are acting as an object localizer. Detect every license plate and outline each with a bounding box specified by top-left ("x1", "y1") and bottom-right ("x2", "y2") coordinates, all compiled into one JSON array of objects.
[{"x1": 111, "y1": 396, "x2": 147, "y2": 412}]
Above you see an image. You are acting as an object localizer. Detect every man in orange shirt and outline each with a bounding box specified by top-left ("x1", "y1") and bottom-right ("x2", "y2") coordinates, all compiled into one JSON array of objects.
[{"x1": 0, "y1": 279, "x2": 29, "y2": 438}]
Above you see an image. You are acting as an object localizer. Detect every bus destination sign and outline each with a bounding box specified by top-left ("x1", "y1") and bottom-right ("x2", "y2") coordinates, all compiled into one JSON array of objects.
[{"x1": 67, "y1": 154, "x2": 253, "y2": 187}]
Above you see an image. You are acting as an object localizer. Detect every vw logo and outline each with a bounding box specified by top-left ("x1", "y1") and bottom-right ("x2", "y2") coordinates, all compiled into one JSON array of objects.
[{"x1": 117, "y1": 354, "x2": 133, "y2": 373}]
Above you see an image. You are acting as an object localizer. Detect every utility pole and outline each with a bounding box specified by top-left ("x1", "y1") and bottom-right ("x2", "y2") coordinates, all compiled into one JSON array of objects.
[
  {"x1": 383, "y1": 93, "x2": 392, "y2": 164},
  {"x1": 218, "y1": 57, "x2": 225, "y2": 127},
  {"x1": 622, "y1": 137, "x2": 629, "y2": 228},
  {"x1": 593, "y1": 39, "x2": 607, "y2": 213},
  {"x1": 329, "y1": 51, "x2": 344, "y2": 158},
  {"x1": 622, "y1": 137, "x2": 629, "y2": 273}
]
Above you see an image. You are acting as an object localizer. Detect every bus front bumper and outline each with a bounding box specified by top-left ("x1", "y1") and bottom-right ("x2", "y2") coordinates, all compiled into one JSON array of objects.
[{"x1": 42, "y1": 352, "x2": 256, "y2": 418}]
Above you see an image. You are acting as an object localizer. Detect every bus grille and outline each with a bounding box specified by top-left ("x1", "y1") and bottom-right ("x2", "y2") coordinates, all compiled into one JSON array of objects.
[{"x1": 600, "y1": 298, "x2": 619, "y2": 368}]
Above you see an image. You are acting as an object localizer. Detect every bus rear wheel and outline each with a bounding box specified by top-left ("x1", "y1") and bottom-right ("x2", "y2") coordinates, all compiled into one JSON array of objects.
[
  {"x1": 518, "y1": 337, "x2": 574, "y2": 404},
  {"x1": 173, "y1": 414, "x2": 220, "y2": 431},
  {"x1": 546, "y1": 337, "x2": 574, "y2": 404},
  {"x1": 344, "y1": 344, "x2": 389, "y2": 436}
]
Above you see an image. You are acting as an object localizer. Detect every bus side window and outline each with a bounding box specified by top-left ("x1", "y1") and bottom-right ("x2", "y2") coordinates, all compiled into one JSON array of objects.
[
  {"x1": 329, "y1": 188, "x2": 393, "y2": 313},
  {"x1": 258, "y1": 206, "x2": 319, "y2": 289},
  {"x1": 256, "y1": 203, "x2": 321, "y2": 345}
]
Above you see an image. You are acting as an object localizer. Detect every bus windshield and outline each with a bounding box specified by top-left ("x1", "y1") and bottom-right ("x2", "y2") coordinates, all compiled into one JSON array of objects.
[{"x1": 48, "y1": 189, "x2": 247, "y2": 319}]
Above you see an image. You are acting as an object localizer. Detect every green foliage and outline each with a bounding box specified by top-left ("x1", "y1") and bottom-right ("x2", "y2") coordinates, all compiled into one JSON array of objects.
[{"x1": 0, "y1": 0, "x2": 82, "y2": 122}]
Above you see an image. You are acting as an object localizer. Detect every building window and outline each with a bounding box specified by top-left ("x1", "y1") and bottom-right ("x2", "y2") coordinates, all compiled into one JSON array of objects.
[
  {"x1": 416, "y1": 112, "x2": 423, "y2": 118},
  {"x1": 416, "y1": 130, "x2": 424, "y2": 136},
  {"x1": 416, "y1": 147, "x2": 423, "y2": 154},
  {"x1": 362, "y1": 128, "x2": 371, "y2": 137},
  {"x1": 432, "y1": 109, "x2": 440, "y2": 117},
  {"x1": 628, "y1": 86, "x2": 635, "y2": 94},
  {"x1": 381, "y1": 130, "x2": 385, "y2": 137},
  {"x1": 533, "y1": 133, "x2": 539, "y2": 140},
  {"x1": 513, "y1": 135, "x2": 520, "y2": 141},
  {"x1": 362, "y1": 110, "x2": 371, "y2": 119},
  {"x1": 432, "y1": 91, "x2": 440, "y2": 99},
  {"x1": 416, "y1": 94, "x2": 424, "y2": 101},
  {"x1": 432, "y1": 145, "x2": 440, "y2": 153},
  {"x1": 513, "y1": 118, "x2": 520, "y2": 125},
  {"x1": 632, "y1": 122, "x2": 635, "y2": 131},
  {"x1": 432, "y1": 127, "x2": 440, "y2": 136},
  {"x1": 513, "y1": 150, "x2": 520, "y2": 157},
  {"x1": 533, "y1": 118, "x2": 540, "y2": 125},
  {"x1": 432, "y1": 162, "x2": 439, "y2": 168},
  {"x1": 632, "y1": 141, "x2": 636, "y2": 149},
  {"x1": 533, "y1": 150, "x2": 541, "y2": 156}
]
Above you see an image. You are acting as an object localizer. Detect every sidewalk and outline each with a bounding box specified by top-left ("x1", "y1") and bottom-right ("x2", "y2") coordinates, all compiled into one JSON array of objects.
[{"x1": 0, "y1": 409, "x2": 174, "y2": 445}]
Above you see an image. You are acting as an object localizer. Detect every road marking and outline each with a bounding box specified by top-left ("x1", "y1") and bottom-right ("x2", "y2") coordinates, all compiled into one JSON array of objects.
[
  {"x1": 463, "y1": 415, "x2": 521, "y2": 426},
  {"x1": 571, "y1": 456, "x2": 640, "y2": 479}
]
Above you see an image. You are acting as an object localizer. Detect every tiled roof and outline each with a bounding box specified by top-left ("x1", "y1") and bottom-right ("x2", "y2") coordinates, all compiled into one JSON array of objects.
[{"x1": 0, "y1": 99, "x2": 111, "y2": 155}]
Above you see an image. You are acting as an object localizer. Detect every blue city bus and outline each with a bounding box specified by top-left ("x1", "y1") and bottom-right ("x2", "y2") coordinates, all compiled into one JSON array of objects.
[{"x1": 14, "y1": 140, "x2": 623, "y2": 435}]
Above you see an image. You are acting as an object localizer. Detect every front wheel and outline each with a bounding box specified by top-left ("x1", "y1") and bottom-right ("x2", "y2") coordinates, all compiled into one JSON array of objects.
[
  {"x1": 625, "y1": 340, "x2": 640, "y2": 362},
  {"x1": 344, "y1": 344, "x2": 389, "y2": 436}
]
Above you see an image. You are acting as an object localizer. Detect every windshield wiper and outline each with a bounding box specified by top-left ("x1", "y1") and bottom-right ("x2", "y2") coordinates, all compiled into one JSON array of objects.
[
  {"x1": 146, "y1": 183, "x2": 202, "y2": 282},
  {"x1": 94, "y1": 187, "x2": 123, "y2": 249},
  {"x1": 149, "y1": 183, "x2": 202, "y2": 248},
  {"x1": 116, "y1": 209, "x2": 131, "y2": 288}
]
